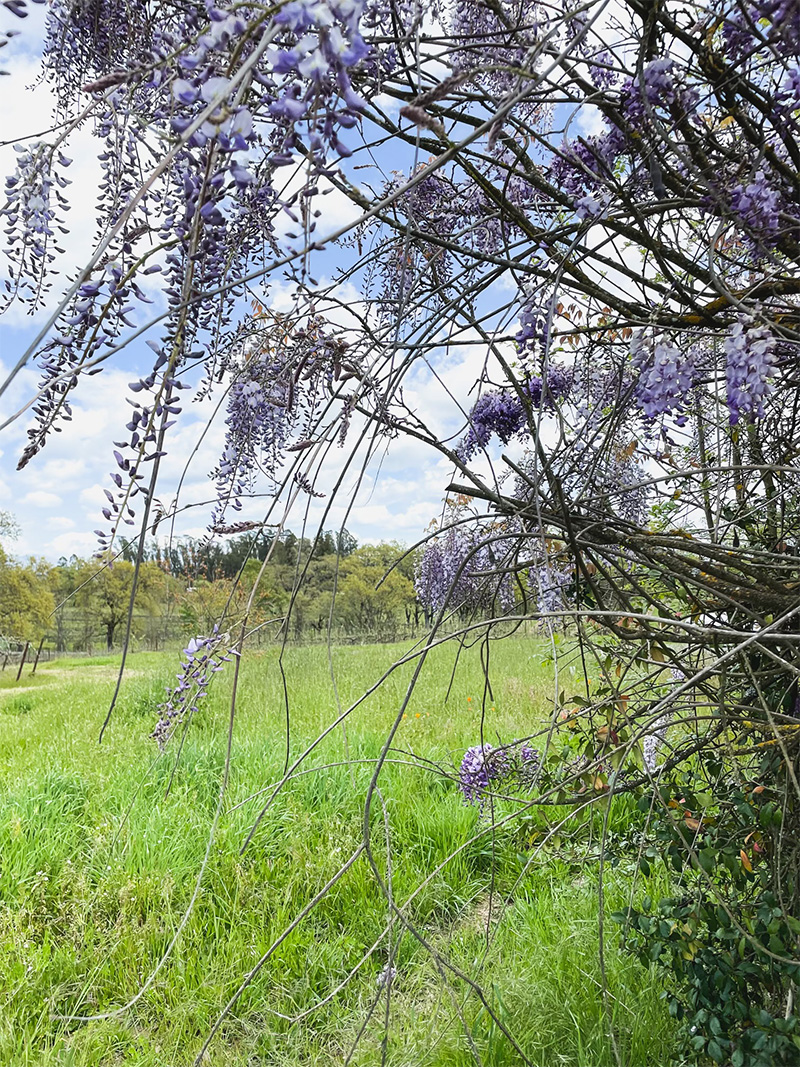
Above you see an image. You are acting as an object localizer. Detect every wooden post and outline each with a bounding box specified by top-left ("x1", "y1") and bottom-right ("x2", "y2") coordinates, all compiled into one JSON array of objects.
[
  {"x1": 15, "y1": 641, "x2": 30, "y2": 682},
  {"x1": 30, "y1": 637, "x2": 46, "y2": 676}
]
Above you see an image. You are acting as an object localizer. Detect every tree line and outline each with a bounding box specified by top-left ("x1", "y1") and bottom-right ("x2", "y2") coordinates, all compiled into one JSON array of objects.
[{"x1": 0, "y1": 526, "x2": 422, "y2": 652}]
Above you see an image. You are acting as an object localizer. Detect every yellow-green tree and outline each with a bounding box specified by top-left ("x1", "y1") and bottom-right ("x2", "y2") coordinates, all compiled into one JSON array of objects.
[
  {"x1": 0, "y1": 548, "x2": 54, "y2": 643},
  {"x1": 74, "y1": 559, "x2": 164, "y2": 650},
  {"x1": 333, "y1": 543, "x2": 416, "y2": 637}
]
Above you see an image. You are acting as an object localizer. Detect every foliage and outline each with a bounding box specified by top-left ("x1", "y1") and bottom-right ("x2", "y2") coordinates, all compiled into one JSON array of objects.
[
  {"x1": 71, "y1": 558, "x2": 165, "y2": 650},
  {"x1": 0, "y1": 511, "x2": 20, "y2": 541},
  {"x1": 335, "y1": 542, "x2": 417, "y2": 636},
  {"x1": 0, "y1": 546, "x2": 53, "y2": 642},
  {"x1": 615, "y1": 747, "x2": 800, "y2": 1066}
]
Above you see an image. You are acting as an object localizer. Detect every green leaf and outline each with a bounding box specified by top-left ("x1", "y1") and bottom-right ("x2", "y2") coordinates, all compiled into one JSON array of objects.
[
  {"x1": 708, "y1": 1038, "x2": 725, "y2": 1062},
  {"x1": 698, "y1": 848, "x2": 717, "y2": 874}
]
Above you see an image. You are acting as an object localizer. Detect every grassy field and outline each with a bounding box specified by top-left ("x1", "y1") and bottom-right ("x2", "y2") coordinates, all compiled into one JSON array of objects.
[{"x1": 0, "y1": 636, "x2": 681, "y2": 1066}]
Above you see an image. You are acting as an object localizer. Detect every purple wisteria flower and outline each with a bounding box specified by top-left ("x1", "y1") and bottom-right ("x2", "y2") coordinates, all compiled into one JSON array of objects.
[
  {"x1": 2, "y1": 141, "x2": 71, "y2": 307},
  {"x1": 415, "y1": 521, "x2": 520, "y2": 617},
  {"x1": 516, "y1": 301, "x2": 550, "y2": 356},
  {"x1": 575, "y1": 192, "x2": 610, "y2": 219},
  {"x1": 457, "y1": 370, "x2": 571, "y2": 461},
  {"x1": 458, "y1": 391, "x2": 526, "y2": 459},
  {"x1": 724, "y1": 319, "x2": 777, "y2": 424},
  {"x1": 632, "y1": 331, "x2": 696, "y2": 422},
  {"x1": 759, "y1": 0, "x2": 800, "y2": 55},
  {"x1": 152, "y1": 628, "x2": 237, "y2": 747},
  {"x1": 529, "y1": 559, "x2": 572, "y2": 615},
  {"x1": 518, "y1": 743, "x2": 541, "y2": 787},
  {"x1": 458, "y1": 739, "x2": 540, "y2": 805},
  {"x1": 458, "y1": 744, "x2": 508, "y2": 805},
  {"x1": 449, "y1": 0, "x2": 539, "y2": 100},
  {"x1": 211, "y1": 318, "x2": 361, "y2": 524},
  {"x1": 729, "y1": 169, "x2": 782, "y2": 248}
]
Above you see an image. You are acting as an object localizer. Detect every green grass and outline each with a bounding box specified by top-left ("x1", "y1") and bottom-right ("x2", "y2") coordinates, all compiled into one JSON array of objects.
[{"x1": 0, "y1": 637, "x2": 681, "y2": 1065}]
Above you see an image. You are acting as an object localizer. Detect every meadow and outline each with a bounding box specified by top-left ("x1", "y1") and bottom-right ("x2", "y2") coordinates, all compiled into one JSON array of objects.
[{"x1": 0, "y1": 636, "x2": 681, "y2": 1066}]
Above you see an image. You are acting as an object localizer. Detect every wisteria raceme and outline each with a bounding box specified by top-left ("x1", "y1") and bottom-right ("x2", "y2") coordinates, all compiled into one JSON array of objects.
[
  {"x1": 212, "y1": 317, "x2": 363, "y2": 524},
  {"x1": 457, "y1": 390, "x2": 526, "y2": 460},
  {"x1": 16, "y1": 261, "x2": 162, "y2": 480},
  {"x1": 760, "y1": 0, "x2": 800, "y2": 55},
  {"x1": 152, "y1": 628, "x2": 237, "y2": 747},
  {"x1": 563, "y1": 8, "x2": 618, "y2": 89},
  {"x1": 519, "y1": 744, "x2": 540, "y2": 775},
  {"x1": 549, "y1": 135, "x2": 614, "y2": 199},
  {"x1": 726, "y1": 168, "x2": 784, "y2": 252},
  {"x1": 213, "y1": 364, "x2": 292, "y2": 520},
  {"x1": 372, "y1": 168, "x2": 458, "y2": 323},
  {"x1": 458, "y1": 740, "x2": 540, "y2": 806},
  {"x1": 2, "y1": 142, "x2": 72, "y2": 307},
  {"x1": 415, "y1": 520, "x2": 520, "y2": 618},
  {"x1": 642, "y1": 712, "x2": 672, "y2": 774},
  {"x1": 631, "y1": 332, "x2": 696, "y2": 422},
  {"x1": 724, "y1": 319, "x2": 778, "y2": 424},
  {"x1": 528, "y1": 558, "x2": 572, "y2": 615},
  {"x1": 515, "y1": 298, "x2": 550, "y2": 359},
  {"x1": 449, "y1": 0, "x2": 541, "y2": 115},
  {"x1": 458, "y1": 744, "x2": 506, "y2": 805},
  {"x1": 265, "y1": 0, "x2": 370, "y2": 166},
  {"x1": 573, "y1": 437, "x2": 649, "y2": 527},
  {"x1": 456, "y1": 370, "x2": 571, "y2": 461}
]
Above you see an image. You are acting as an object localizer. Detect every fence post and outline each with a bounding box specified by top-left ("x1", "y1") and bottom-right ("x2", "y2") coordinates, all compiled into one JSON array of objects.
[
  {"x1": 15, "y1": 641, "x2": 30, "y2": 682},
  {"x1": 30, "y1": 637, "x2": 46, "y2": 676}
]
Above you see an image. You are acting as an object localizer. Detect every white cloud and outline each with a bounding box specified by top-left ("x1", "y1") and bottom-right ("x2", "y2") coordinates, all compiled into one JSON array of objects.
[
  {"x1": 37, "y1": 457, "x2": 88, "y2": 486},
  {"x1": 79, "y1": 483, "x2": 107, "y2": 511},
  {"x1": 23, "y1": 490, "x2": 62, "y2": 508},
  {"x1": 48, "y1": 530, "x2": 99, "y2": 557}
]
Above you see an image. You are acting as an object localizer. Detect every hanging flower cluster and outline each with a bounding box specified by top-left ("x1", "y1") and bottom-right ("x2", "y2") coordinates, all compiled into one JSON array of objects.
[
  {"x1": 528, "y1": 557, "x2": 573, "y2": 615},
  {"x1": 152, "y1": 628, "x2": 237, "y2": 747},
  {"x1": 458, "y1": 740, "x2": 540, "y2": 806},
  {"x1": 2, "y1": 143, "x2": 71, "y2": 306},
  {"x1": 457, "y1": 369, "x2": 571, "y2": 461},
  {"x1": 724, "y1": 319, "x2": 778, "y2": 424},
  {"x1": 631, "y1": 331, "x2": 697, "y2": 423},
  {"x1": 212, "y1": 317, "x2": 363, "y2": 524},
  {"x1": 267, "y1": 0, "x2": 369, "y2": 164},
  {"x1": 415, "y1": 521, "x2": 521, "y2": 618}
]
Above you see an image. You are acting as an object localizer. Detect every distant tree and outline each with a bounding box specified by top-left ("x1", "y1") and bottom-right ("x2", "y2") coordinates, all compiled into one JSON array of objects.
[
  {"x1": 0, "y1": 511, "x2": 20, "y2": 541},
  {"x1": 334, "y1": 543, "x2": 416, "y2": 638},
  {"x1": 74, "y1": 559, "x2": 163, "y2": 650},
  {"x1": 178, "y1": 567, "x2": 277, "y2": 637},
  {"x1": 0, "y1": 548, "x2": 53, "y2": 643},
  {"x1": 336, "y1": 529, "x2": 358, "y2": 559},
  {"x1": 47, "y1": 555, "x2": 82, "y2": 652}
]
